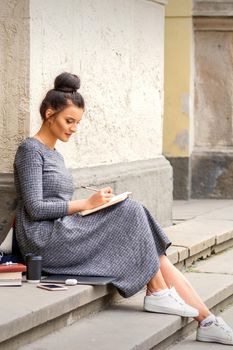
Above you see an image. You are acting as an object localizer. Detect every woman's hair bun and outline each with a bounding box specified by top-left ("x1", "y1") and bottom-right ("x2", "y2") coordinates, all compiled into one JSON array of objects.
[{"x1": 54, "y1": 72, "x2": 81, "y2": 93}]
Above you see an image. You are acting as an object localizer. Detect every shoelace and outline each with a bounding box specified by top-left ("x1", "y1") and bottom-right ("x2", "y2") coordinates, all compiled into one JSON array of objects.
[
  {"x1": 216, "y1": 318, "x2": 233, "y2": 336},
  {"x1": 168, "y1": 288, "x2": 185, "y2": 305}
]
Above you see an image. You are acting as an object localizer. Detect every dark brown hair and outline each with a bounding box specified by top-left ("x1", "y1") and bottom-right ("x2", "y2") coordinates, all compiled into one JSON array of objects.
[{"x1": 40, "y1": 72, "x2": 85, "y2": 120}]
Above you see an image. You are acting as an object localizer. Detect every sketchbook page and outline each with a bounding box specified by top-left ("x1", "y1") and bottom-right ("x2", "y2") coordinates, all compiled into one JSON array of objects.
[{"x1": 79, "y1": 192, "x2": 132, "y2": 216}]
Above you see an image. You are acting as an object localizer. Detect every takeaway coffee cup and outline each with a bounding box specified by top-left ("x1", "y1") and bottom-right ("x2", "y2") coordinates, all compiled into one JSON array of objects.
[{"x1": 26, "y1": 254, "x2": 42, "y2": 283}]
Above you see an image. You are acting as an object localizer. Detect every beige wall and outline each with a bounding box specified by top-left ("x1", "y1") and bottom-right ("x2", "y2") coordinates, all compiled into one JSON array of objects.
[
  {"x1": 163, "y1": 0, "x2": 193, "y2": 158},
  {"x1": 30, "y1": 0, "x2": 166, "y2": 169}
]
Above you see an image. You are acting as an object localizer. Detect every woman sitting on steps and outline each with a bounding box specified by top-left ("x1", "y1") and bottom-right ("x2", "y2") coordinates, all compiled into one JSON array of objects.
[{"x1": 14, "y1": 72, "x2": 233, "y2": 346}]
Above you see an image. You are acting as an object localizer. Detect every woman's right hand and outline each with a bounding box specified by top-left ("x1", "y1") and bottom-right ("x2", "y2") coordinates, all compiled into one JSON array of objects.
[
  {"x1": 67, "y1": 187, "x2": 114, "y2": 214},
  {"x1": 86, "y1": 187, "x2": 113, "y2": 209}
]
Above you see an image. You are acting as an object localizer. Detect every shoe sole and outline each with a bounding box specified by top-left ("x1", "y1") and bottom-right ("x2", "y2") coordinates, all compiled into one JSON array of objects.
[
  {"x1": 197, "y1": 335, "x2": 233, "y2": 345},
  {"x1": 144, "y1": 303, "x2": 199, "y2": 318}
]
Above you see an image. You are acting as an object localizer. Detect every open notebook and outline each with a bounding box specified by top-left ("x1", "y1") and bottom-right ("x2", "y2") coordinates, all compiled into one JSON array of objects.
[{"x1": 79, "y1": 191, "x2": 132, "y2": 216}]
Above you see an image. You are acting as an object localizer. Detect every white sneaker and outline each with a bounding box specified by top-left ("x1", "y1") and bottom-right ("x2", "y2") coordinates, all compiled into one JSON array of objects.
[
  {"x1": 197, "y1": 316, "x2": 233, "y2": 345},
  {"x1": 144, "y1": 287, "x2": 199, "y2": 317}
]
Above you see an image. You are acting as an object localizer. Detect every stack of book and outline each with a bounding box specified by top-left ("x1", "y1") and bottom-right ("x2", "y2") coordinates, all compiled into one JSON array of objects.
[{"x1": 0, "y1": 263, "x2": 27, "y2": 286}]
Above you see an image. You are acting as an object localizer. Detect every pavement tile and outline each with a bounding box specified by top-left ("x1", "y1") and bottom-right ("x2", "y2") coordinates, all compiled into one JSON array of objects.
[
  {"x1": 197, "y1": 205, "x2": 233, "y2": 221},
  {"x1": 193, "y1": 219, "x2": 233, "y2": 245},
  {"x1": 183, "y1": 272, "x2": 233, "y2": 310},
  {"x1": 173, "y1": 200, "x2": 233, "y2": 221}
]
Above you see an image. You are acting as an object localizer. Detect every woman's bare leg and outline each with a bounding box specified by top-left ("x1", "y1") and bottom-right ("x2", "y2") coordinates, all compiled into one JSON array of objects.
[
  {"x1": 159, "y1": 255, "x2": 211, "y2": 322},
  {"x1": 147, "y1": 269, "x2": 168, "y2": 294}
]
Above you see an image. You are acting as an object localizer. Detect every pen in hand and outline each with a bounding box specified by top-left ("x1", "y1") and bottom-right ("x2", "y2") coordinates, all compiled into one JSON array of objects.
[
  {"x1": 81, "y1": 186, "x2": 100, "y2": 192},
  {"x1": 81, "y1": 186, "x2": 115, "y2": 196}
]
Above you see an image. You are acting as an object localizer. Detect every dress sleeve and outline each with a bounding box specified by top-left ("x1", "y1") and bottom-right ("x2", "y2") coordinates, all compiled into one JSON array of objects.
[{"x1": 14, "y1": 145, "x2": 69, "y2": 221}]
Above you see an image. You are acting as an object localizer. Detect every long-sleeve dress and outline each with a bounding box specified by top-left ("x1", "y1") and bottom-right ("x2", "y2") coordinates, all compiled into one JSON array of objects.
[{"x1": 14, "y1": 137, "x2": 171, "y2": 297}]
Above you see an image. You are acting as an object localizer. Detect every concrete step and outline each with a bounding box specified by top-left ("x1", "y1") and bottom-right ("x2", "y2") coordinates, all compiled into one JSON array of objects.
[
  {"x1": 1, "y1": 200, "x2": 233, "y2": 350},
  {"x1": 166, "y1": 201, "x2": 233, "y2": 269},
  {"x1": 0, "y1": 282, "x2": 115, "y2": 350},
  {"x1": 170, "y1": 304, "x2": 233, "y2": 349},
  {"x1": 17, "y1": 246, "x2": 233, "y2": 350}
]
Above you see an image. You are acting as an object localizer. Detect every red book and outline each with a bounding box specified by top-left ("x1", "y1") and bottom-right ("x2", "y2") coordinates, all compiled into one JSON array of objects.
[{"x1": 0, "y1": 263, "x2": 27, "y2": 273}]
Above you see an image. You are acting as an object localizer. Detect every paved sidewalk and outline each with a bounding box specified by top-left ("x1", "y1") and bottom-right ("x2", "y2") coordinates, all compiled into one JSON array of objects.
[{"x1": 173, "y1": 199, "x2": 233, "y2": 223}]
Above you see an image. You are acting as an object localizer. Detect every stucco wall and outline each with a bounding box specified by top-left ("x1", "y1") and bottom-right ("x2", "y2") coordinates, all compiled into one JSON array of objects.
[
  {"x1": 30, "y1": 0, "x2": 165, "y2": 169},
  {"x1": 0, "y1": 0, "x2": 29, "y2": 173}
]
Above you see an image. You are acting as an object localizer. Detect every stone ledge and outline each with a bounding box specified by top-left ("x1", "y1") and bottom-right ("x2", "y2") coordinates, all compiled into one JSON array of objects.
[
  {"x1": 193, "y1": 1, "x2": 233, "y2": 17},
  {"x1": 194, "y1": 17, "x2": 233, "y2": 31},
  {"x1": 71, "y1": 157, "x2": 173, "y2": 227},
  {"x1": 165, "y1": 218, "x2": 233, "y2": 266},
  {"x1": 0, "y1": 156, "x2": 173, "y2": 233},
  {"x1": 165, "y1": 219, "x2": 233, "y2": 256},
  {"x1": 167, "y1": 245, "x2": 189, "y2": 265}
]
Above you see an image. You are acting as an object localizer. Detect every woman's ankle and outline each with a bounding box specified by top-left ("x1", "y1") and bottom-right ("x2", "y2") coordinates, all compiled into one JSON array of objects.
[{"x1": 146, "y1": 287, "x2": 169, "y2": 296}]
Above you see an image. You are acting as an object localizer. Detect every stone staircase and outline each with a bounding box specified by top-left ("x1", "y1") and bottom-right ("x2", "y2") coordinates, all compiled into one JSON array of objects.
[{"x1": 1, "y1": 200, "x2": 233, "y2": 350}]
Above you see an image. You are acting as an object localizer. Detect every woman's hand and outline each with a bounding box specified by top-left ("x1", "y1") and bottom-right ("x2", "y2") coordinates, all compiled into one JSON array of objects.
[
  {"x1": 67, "y1": 187, "x2": 113, "y2": 214},
  {"x1": 86, "y1": 187, "x2": 113, "y2": 209}
]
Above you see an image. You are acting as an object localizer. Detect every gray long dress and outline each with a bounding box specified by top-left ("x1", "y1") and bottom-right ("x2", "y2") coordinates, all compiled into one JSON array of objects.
[{"x1": 14, "y1": 138, "x2": 171, "y2": 298}]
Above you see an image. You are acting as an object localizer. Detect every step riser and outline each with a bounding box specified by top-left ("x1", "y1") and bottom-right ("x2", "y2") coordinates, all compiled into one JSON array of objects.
[
  {"x1": 0, "y1": 293, "x2": 113, "y2": 350},
  {"x1": 212, "y1": 238, "x2": 233, "y2": 255}
]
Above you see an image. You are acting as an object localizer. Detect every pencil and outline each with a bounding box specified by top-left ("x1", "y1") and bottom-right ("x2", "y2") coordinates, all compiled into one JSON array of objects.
[{"x1": 81, "y1": 186, "x2": 100, "y2": 192}]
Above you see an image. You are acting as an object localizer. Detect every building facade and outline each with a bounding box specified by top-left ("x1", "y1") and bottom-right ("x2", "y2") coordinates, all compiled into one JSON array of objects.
[
  {"x1": 164, "y1": 0, "x2": 233, "y2": 199},
  {"x1": 0, "y1": 0, "x2": 172, "y2": 243}
]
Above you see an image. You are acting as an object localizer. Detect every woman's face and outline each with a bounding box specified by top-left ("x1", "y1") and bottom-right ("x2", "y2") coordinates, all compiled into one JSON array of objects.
[{"x1": 47, "y1": 104, "x2": 84, "y2": 142}]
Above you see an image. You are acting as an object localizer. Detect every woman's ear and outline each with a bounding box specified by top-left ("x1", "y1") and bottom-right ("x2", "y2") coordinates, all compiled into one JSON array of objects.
[{"x1": 45, "y1": 108, "x2": 55, "y2": 121}]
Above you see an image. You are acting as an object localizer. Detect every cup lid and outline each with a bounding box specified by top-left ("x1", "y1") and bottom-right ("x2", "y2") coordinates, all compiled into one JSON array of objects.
[{"x1": 26, "y1": 254, "x2": 42, "y2": 261}]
